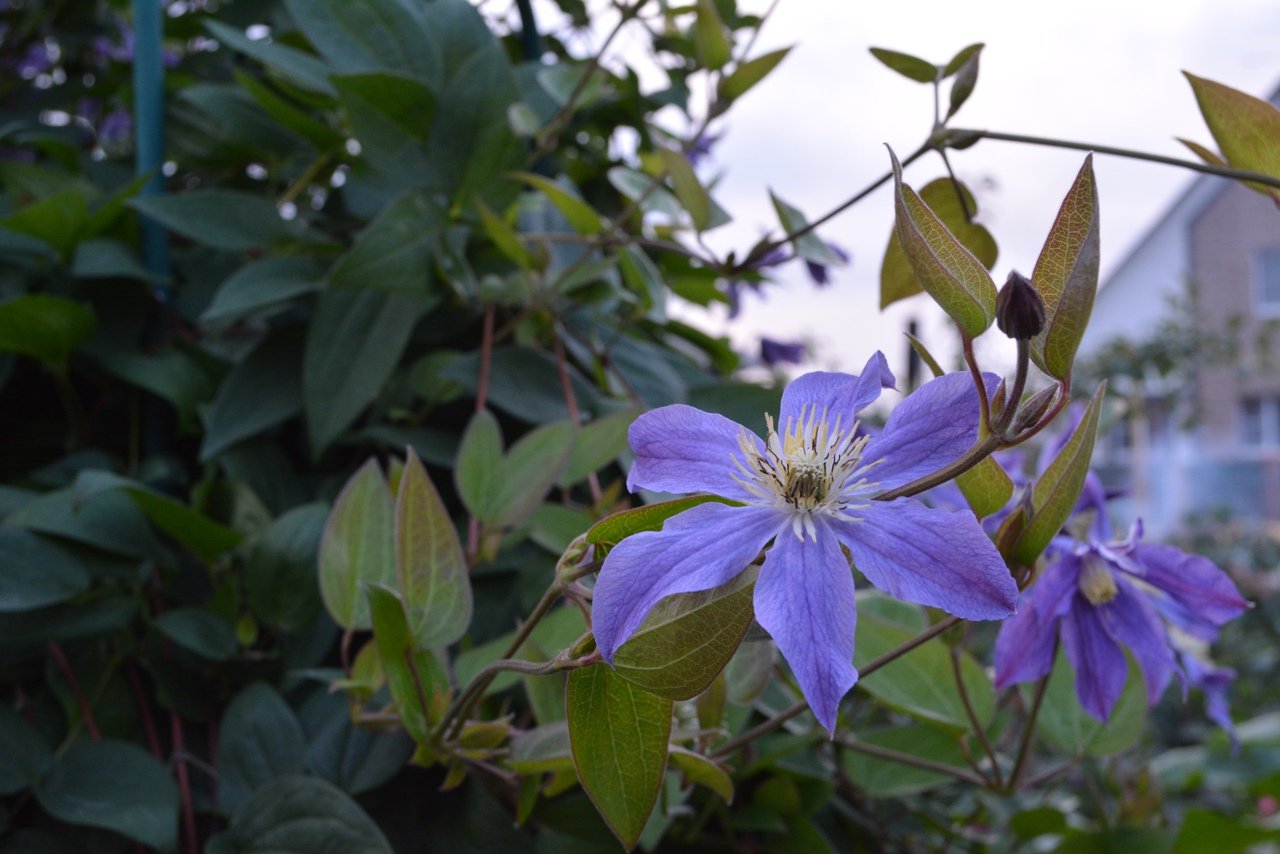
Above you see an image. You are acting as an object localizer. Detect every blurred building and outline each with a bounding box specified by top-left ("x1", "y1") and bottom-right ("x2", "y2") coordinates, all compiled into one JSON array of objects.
[{"x1": 1080, "y1": 146, "x2": 1280, "y2": 536}]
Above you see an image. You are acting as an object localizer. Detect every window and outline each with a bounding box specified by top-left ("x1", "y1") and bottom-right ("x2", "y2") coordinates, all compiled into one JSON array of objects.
[
  {"x1": 1256, "y1": 248, "x2": 1280, "y2": 312},
  {"x1": 1240, "y1": 395, "x2": 1280, "y2": 446}
]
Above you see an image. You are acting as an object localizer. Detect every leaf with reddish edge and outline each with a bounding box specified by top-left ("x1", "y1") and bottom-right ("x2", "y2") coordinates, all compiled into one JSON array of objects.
[
  {"x1": 396, "y1": 448, "x2": 472, "y2": 647},
  {"x1": 567, "y1": 665, "x2": 671, "y2": 851},
  {"x1": 1030, "y1": 155, "x2": 1100, "y2": 380},
  {"x1": 888, "y1": 148, "x2": 996, "y2": 337}
]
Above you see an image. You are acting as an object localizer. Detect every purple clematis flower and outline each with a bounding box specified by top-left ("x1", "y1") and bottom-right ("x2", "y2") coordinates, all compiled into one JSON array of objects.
[
  {"x1": 760, "y1": 337, "x2": 806, "y2": 367},
  {"x1": 994, "y1": 477, "x2": 1249, "y2": 722},
  {"x1": 804, "y1": 242, "x2": 851, "y2": 287},
  {"x1": 592, "y1": 353, "x2": 1019, "y2": 732}
]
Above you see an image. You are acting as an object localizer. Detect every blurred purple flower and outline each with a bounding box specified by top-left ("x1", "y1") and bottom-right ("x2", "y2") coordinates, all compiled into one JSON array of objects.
[
  {"x1": 760, "y1": 337, "x2": 805, "y2": 367},
  {"x1": 17, "y1": 42, "x2": 53, "y2": 77},
  {"x1": 995, "y1": 495, "x2": 1249, "y2": 721},
  {"x1": 804, "y1": 242, "x2": 851, "y2": 287},
  {"x1": 592, "y1": 354, "x2": 1017, "y2": 732},
  {"x1": 687, "y1": 131, "x2": 720, "y2": 168},
  {"x1": 99, "y1": 107, "x2": 133, "y2": 149},
  {"x1": 94, "y1": 25, "x2": 181, "y2": 67},
  {"x1": 724, "y1": 246, "x2": 790, "y2": 318}
]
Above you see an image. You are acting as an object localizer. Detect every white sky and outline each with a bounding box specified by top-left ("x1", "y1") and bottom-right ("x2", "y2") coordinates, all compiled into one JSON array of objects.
[{"x1": 555, "y1": 0, "x2": 1280, "y2": 382}]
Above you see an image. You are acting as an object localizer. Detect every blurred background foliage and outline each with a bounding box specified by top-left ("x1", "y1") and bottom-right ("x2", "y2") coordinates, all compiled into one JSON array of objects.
[{"x1": 0, "y1": 0, "x2": 1275, "y2": 851}]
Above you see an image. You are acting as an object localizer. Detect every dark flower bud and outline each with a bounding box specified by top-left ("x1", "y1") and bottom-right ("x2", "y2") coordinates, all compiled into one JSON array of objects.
[
  {"x1": 1012, "y1": 385, "x2": 1058, "y2": 433},
  {"x1": 995, "y1": 271, "x2": 1045, "y2": 340}
]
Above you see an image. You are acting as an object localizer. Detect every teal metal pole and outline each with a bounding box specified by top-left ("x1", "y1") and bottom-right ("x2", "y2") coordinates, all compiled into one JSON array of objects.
[{"x1": 131, "y1": 0, "x2": 170, "y2": 283}]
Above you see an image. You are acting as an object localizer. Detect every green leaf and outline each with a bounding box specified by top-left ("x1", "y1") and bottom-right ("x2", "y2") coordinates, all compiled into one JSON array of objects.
[
  {"x1": 476, "y1": 201, "x2": 534, "y2": 268},
  {"x1": 613, "y1": 567, "x2": 756, "y2": 700},
  {"x1": 0, "y1": 528, "x2": 89, "y2": 612},
  {"x1": 207, "y1": 776, "x2": 392, "y2": 854},
  {"x1": 955, "y1": 456, "x2": 1013, "y2": 519},
  {"x1": 1010, "y1": 806, "x2": 1068, "y2": 840},
  {"x1": 395, "y1": 448, "x2": 472, "y2": 647},
  {"x1": 668, "y1": 748, "x2": 733, "y2": 802},
  {"x1": 284, "y1": 0, "x2": 443, "y2": 87},
  {"x1": 725, "y1": 639, "x2": 774, "y2": 705},
  {"x1": 453, "y1": 605, "x2": 585, "y2": 696},
  {"x1": 1173, "y1": 809, "x2": 1280, "y2": 853},
  {"x1": 0, "y1": 188, "x2": 88, "y2": 260},
  {"x1": 945, "y1": 45, "x2": 982, "y2": 118},
  {"x1": 692, "y1": 0, "x2": 732, "y2": 70},
  {"x1": 1032, "y1": 648, "x2": 1145, "y2": 757},
  {"x1": 71, "y1": 238, "x2": 159, "y2": 281},
  {"x1": 129, "y1": 190, "x2": 289, "y2": 252},
  {"x1": 658, "y1": 148, "x2": 711, "y2": 231},
  {"x1": 854, "y1": 608, "x2": 993, "y2": 730},
  {"x1": 567, "y1": 665, "x2": 672, "y2": 851},
  {"x1": 888, "y1": 151, "x2": 997, "y2": 336},
  {"x1": 89, "y1": 344, "x2": 217, "y2": 429},
  {"x1": 6, "y1": 488, "x2": 162, "y2": 559},
  {"x1": 217, "y1": 683, "x2": 308, "y2": 812},
  {"x1": 869, "y1": 47, "x2": 938, "y2": 83},
  {"x1": 719, "y1": 47, "x2": 791, "y2": 102},
  {"x1": 617, "y1": 245, "x2": 667, "y2": 318},
  {"x1": 1178, "y1": 137, "x2": 1228, "y2": 167},
  {"x1": 586, "y1": 495, "x2": 733, "y2": 548},
  {"x1": 442, "y1": 347, "x2": 600, "y2": 425},
  {"x1": 491, "y1": 420, "x2": 577, "y2": 529},
  {"x1": 608, "y1": 167, "x2": 683, "y2": 220},
  {"x1": 454, "y1": 409, "x2": 504, "y2": 524},
  {"x1": 511, "y1": 172, "x2": 604, "y2": 235},
  {"x1": 232, "y1": 68, "x2": 345, "y2": 152},
  {"x1": 305, "y1": 698, "x2": 414, "y2": 795},
  {"x1": 1010, "y1": 383, "x2": 1105, "y2": 565},
  {"x1": 0, "y1": 295, "x2": 95, "y2": 366},
  {"x1": 334, "y1": 72, "x2": 437, "y2": 183},
  {"x1": 304, "y1": 289, "x2": 425, "y2": 456},
  {"x1": 770, "y1": 192, "x2": 846, "y2": 268},
  {"x1": 203, "y1": 19, "x2": 338, "y2": 96},
  {"x1": 246, "y1": 503, "x2": 328, "y2": 632},
  {"x1": 201, "y1": 326, "x2": 304, "y2": 461},
  {"x1": 558, "y1": 409, "x2": 638, "y2": 487},
  {"x1": 0, "y1": 705, "x2": 52, "y2": 794},
  {"x1": 201, "y1": 257, "x2": 323, "y2": 325},
  {"x1": 318, "y1": 459, "x2": 395, "y2": 630},
  {"x1": 366, "y1": 584, "x2": 449, "y2": 743},
  {"x1": 510, "y1": 722, "x2": 575, "y2": 775},
  {"x1": 840, "y1": 725, "x2": 970, "y2": 796},
  {"x1": 154, "y1": 608, "x2": 238, "y2": 661},
  {"x1": 329, "y1": 191, "x2": 445, "y2": 295},
  {"x1": 1030, "y1": 155, "x2": 1100, "y2": 379},
  {"x1": 35, "y1": 739, "x2": 179, "y2": 851},
  {"x1": 1185, "y1": 71, "x2": 1280, "y2": 199}
]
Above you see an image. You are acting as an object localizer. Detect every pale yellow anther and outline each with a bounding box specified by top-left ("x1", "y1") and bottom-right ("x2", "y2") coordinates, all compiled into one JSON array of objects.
[{"x1": 1078, "y1": 555, "x2": 1119, "y2": 605}]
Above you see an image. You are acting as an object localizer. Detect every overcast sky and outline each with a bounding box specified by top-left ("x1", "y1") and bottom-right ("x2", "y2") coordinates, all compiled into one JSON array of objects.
[{"x1": 567, "y1": 0, "x2": 1280, "y2": 381}]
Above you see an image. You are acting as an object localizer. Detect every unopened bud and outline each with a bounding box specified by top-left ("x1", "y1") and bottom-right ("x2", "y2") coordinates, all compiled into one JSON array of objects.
[
  {"x1": 1012, "y1": 385, "x2": 1058, "y2": 433},
  {"x1": 995, "y1": 271, "x2": 1045, "y2": 339}
]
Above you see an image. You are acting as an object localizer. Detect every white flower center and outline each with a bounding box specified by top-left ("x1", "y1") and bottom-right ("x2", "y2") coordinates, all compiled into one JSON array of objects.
[
  {"x1": 731, "y1": 404, "x2": 879, "y2": 540},
  {"x1": 1078, "y1": 554, "x2": 1118, "y2": 605}
]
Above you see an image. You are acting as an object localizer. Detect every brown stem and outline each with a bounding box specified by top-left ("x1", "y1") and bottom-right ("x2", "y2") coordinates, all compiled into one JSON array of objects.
[
  {"x1": 871, "y1": 435, "x2": 1001, "y2": 501},
  {"x1": 124, "y1": 662, "x2": 163, "y2": 760},
  {"x1": 171, "y1": 710, "x2": 198, "y2": 854},
  {"x1": 963, "y1": 335, "x2": 991, "y2": 433},
  {"x1": 950, "y1": 643, "x2": 1001, "y2": 788},
  {"x1": 861, "y1": 616, "x2": 962, "y2": 677},
  {"x1": 835, "y1": 735, "x2": 988, "y2": 786},
  {"x1": 553, "y1": 335, "x2": 602, "y2": 502},
  {"x1": 47, "y1": 642, "x2": 100, "y2": 742},
  {"x1": 1008, "y1": 672, "x2": 1051, "y2": 791}
]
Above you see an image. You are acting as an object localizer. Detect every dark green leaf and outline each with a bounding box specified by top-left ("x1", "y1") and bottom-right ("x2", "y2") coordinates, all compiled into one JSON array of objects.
[
  {"x1": 329, "y1": 191, "x2": 445, "y2": 295},
  {"x1": 207, "y1": 776, "x2": 392, "y2": 854},
  {"x1": 217, "y1": 683, "x2": 308, "y2": 812},
  {"x1": 442, "y1": 347, "x2": 599, "y2": 424},
  {"x1": 154, "y1": 608, "x2": 238, "y2": 661},
  {"x1": 201, "y1": 326, "x2": 304, "y2": 461},
  {"x1": 0, "y1": 705, "x2": 52, "y2": 795},
  {"x1": 395, "y1": 448, "x2": 471, "y2": 647},
  {"x1": 770, "y1": 193, "x2": 846, "y2": 268},
  {"x1": 35, "y1": 739, "x2": 179, "y2": 851},
  {"x1": 129, "y1": 190, "x2": 289, "y2": 252},
  {"x1": 510, "y1": 722, "x2": 575, "y2": 775},
  {"x1": 318, "y1": 459, "x2": 395, "y2": 630},
  {"x1": 71, "y1": 238, "x2": 159, "y2": 281},
  {"x1": 305, "y1": 698, "x2": 414, "y2": 795},
  {"x1": 668, "y1": 748, "x2": 733, "y2": 802},
  {"x1": 0, "y1": 189, "x2": 88, "y2": 260},
  {"x1": 567, "y1": 665, "x2": 672, "y2": 850},
  {"x1": 840, "y1": 725, "x2": 970, "y2": 796},
  {"x1": 304, "y1": 289, "x2": 425, "y2": 456},
  {"x1": 869, "y1": 47, "x2": 938, "y2": 83},
  {"x1": 1030, "y1": 155, "x2": 1100, "y2": 379},
  {"x1": 203, "y1": 19, "x2": 337, "y2": 96},
  {"x1": 0, "y1": 528, "x2": 89, "y2": 612},
  {"x1": 946, "y1": 48, "x2": 981, "y2": 118},
  {"x1": 1032, "y1": 649, "x2": 1145, "y2": 757},
  {"x1": 658, "y1": 148, "x2": 711, "y2": 231},
  {"x1": 284, "y1": 0, "x2": 443, "y2": 87},
  {"x1": 246, "y1": 503, "x2": 328, "y2": 632},
  {"x1": 559, "y1": 409, "x2": 638, "y2": 487},
  {"x1": 366, "y1": 584, "x2": 450, "y2": 743},
  {"x1": 201, "y1": 257, "x2": 323, "y2": 324},
  {"x1": 1173, "y1": 809, "x2": 1280, "y2": 853},
  {"x1": 587, "y1": 495, "x2": 733, "y2": 547},
  {"x1": 0, "y1": 295, "x2": 95, "y2": 366},
  {"x1": 613, "y1": 568, "x2": 756, "y2": 700},
  {"x1": 334, "y1": 73, "x2": 437, "y2": 184}
]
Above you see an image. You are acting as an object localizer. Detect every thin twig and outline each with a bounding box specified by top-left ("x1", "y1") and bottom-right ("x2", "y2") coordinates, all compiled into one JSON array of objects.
[
  {"x1": 47, "y1": 643, "x2": 100, "y2": 742},
  {"x1": 553, "y1": 334, "x2": 602, "y2": 502},
  {"x1": 1008, "y1": 673, "x2": 1051, "y2": 791},
  {"x1": 835, "y1": 736, "x2": 987, "y2": 786},
  {"x1": 950, "y1": 643, "x2": 1001, "y2": 788},
  {"x1": 171, "y1": 710, "x2": 198, "y2": 854},
  {"x1": 124, "y1": 662, "x2": 163, "y2": 760}
]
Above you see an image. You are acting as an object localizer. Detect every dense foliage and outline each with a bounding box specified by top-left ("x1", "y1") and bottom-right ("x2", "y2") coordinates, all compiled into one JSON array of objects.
[{"x1": 0, "y1": 1, "x2": 1277, "y2": 852}]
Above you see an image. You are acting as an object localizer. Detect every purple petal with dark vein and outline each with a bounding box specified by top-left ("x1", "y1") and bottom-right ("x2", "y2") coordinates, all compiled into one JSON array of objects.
[
  {"x1": 626, "y1": 404, "x2": 762, "y2": 501},
  {"x1": 1101, "y1": 579, "x2": 1177, "y2": 705},
  {"x1": 1130, "y1": 544, "x2": 1249, "y2": 627},
  {"x1": 1062, "y1": 595, "x2": 1128, "y2": 721},
  {"x1": 834, "y1": 499, "x2": 1017, "y2": 620},
  {"x1": 592, "y1": 502, "x2": 786, "y2": 660},
  {"x1": 994, "y1": 556, "x2": 1079, "y2": 689},
  {"x1": 754, "y1": 525, "x2": 858, "y2": 734},
  {"x1": 863, "y1": 371, "x2": 1000, "y2": 492},
  {"x1": 777, "y1": 352, "x2": 895, "y2": 425}
]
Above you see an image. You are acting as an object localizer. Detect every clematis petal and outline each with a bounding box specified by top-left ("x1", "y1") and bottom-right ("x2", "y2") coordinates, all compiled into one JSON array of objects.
[
  {"x1": 1101, "y1": 579, "x2": 1177, "y2": 705},
  {"x1": 1129, "y1": 544, "x2": 1249, "y2": 627},
  {"x1": 592, "y1": 502, "x2": 786, "y2": 660},
  {"x1": 1183, "y1": 655, "x2": 1238, "y2": 749},
  {"x1": 753, "y1": 525, "x2": 858, "y2": 734},
  {"x1": 1061, "y1": 595, "x2": 1128, "y2": 721},
  {"x1": 625, "y1": 404, "x2": 763, "y2": 501},
  {"x1": 994, "y1": 556, "x2": 1080, "y2": 689},
  {"x1": 833, "y1": 499, "x2": 1017, "y2": 620},
  {"x1": 777, "y1": 352, "x2": 895, "y2": 425},
  {"x1": 863, "y1": 372, "x2": 1000, "y2": 492}
]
